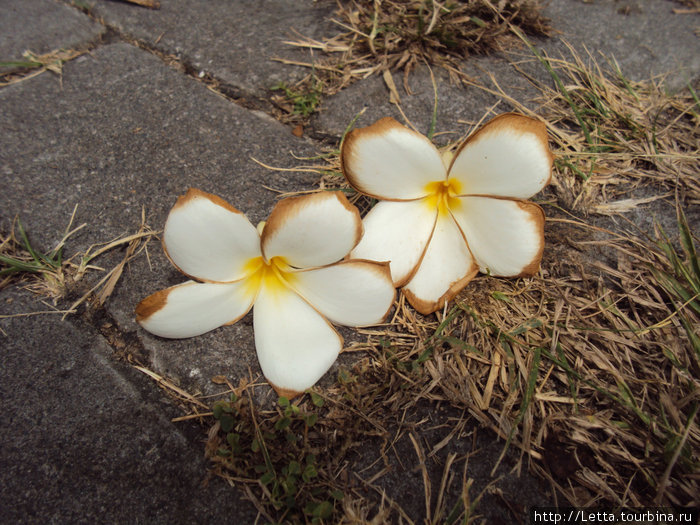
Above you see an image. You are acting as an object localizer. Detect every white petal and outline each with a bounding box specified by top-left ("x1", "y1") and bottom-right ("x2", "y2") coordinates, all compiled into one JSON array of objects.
[
  {"x1": 163, "y1": 188, "x2": 261, "y2": 282},
  {"x1": 136, "y1": 280, "x2": 256, "y2": 338},
  {"x1": 254, "y1": 284, "x2": 342, "y2": 397},
  {"x1": 451, "y1": 196, "x2": 545, "y2": 277},
  {"x1": 342, "y1": 117, "x2": 446, "y2": 200},
  {"x1": 261, "y1": 191, "x2": 362, "y2": 268},
  {"x1": 350, "y1": 199, "x2": 437, "y2": 286},
  {"x1": 448, "y1": 113, "x2": 553, "y2": 199},
  {"x1": 403, "y1": 214, "x2": 478, "y2": 315},
  {"x1": 290, "y1": 260, "x2": 395, "y2": 326}
]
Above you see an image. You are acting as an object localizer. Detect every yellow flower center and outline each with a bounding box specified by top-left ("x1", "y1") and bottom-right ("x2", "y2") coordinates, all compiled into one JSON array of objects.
[
  {"x1": 424, "y1": 178, "x2": 462, "y2": 216},
  {"x1": 243, "y1": 255, "x2": 296, "y2": 296}
]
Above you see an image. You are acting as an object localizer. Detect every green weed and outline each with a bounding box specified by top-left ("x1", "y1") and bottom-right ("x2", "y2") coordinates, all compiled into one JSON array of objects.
[
  {"x1": 209, "y1": 391, "x2": 344, "y2": 523},
  {"x1": 271, "y1": 79, "x2": 322, "y2": 118}
]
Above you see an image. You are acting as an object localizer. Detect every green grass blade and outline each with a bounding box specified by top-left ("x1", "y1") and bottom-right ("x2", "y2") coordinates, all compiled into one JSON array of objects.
[
  {"x1": 688, "y1": 82, "x2": 700, "y2": 117},
  {"x1": 0, "y1": 255, "x2": 44, "y2": 274},
  {"x1": 432, "y1": 304, "x2": 461, "y2": 340},
  {"x1": 519, "y1": 347, "x2": 541, "y2": 421},
  {"x1": 653, "y1": 269, "x2": 700, "y2": 316},
  {"x1": 16, "y1": 219, "x2": 44, "y2": 266},
  {"x1": 615, "y1": 378, "x2": 658, "y2": 429},
  {"x1": 492, "y1": 346, "x2": 541, "y2": 475},
  {"x1": 427, "y1": 66, "x2": 439, "y2": 140},
  {"x1": 339, "y1": 107, "x2": 368, "y2": 148},
  {"x1": 0, "y1": 60, "x2": 43, "y2": 68},
  {"x1": 677, "y1": 205, "x2": 700, "y2": 282},
  {"x1": 527, "y1": 45, "x2": 593, "y2": 145}
]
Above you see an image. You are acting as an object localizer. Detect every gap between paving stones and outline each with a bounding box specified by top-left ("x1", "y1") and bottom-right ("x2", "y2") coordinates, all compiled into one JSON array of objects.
[
  {"x1": 2, "y1": 5, "x2": 336, "y2": 147},
  {"x1": 56, "y1": 0, "x2": 339, "y2": 144}
]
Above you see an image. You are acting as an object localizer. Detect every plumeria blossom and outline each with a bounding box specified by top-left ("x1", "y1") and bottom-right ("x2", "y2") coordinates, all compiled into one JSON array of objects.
[
  {"x1": 341, "y1": 113, "x2": 553, "y2": 315},
  {"x1": 135, "y1": 189, "x2": 395, "y2": 399}
]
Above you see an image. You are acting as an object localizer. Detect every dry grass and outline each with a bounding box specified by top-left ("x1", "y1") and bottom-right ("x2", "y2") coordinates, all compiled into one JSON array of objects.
[
  {"x1": 0, "y1": 48, "x2": 87, "y2": 87},
  {"x1": 512, "y1": 42, "x2": 699, "y2": 215},
  {"x1": 0, "y1": 208, "x2": 157, "y2": 317},
  {"x1": 672, "y1": 0, "x2": 700, "y2": 10},
  {"x1": 273, "y1": 0, "x2": 550, "y2": 119},
  {"x1": 205, "y1": 42, "x2": 700, "y2": 522}
]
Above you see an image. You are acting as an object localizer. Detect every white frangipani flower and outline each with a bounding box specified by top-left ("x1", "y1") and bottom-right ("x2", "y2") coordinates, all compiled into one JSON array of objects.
[
  {"x1": 341, "y1": 113, "x2": 553, "y2": 315},
  {"x1": 135, "y1": 189, "x2": 395, "y2": 398}
]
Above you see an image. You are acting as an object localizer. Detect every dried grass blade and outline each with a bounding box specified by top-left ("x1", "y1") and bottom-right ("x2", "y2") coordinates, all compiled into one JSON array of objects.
[
  {"x1": 492, "y1": 346, "x2": 541, "y2": 475},
  {"x1": 409, "y1": 432, "x2": 431, "y2": 523},
  {"x1": 134, "y1": 365, "x2": 207, "y2": 408}
]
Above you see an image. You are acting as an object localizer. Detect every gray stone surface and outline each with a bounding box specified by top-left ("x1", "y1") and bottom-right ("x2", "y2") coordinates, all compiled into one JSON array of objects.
[
  {"x1": 88, "y1": 0, "x2": 337, "y2": 97},
  {"x1": 0, "y1": 287, "x2": 258, "y2": 524},
  {"x1": 0, "y1": 0, "x2": 103, "y2": 67},
  {"x1": 1, "y1": 40, "x2": 318, "y2": 249},
  {"x1": 1, "y1": 0, "x2": 698, "y2": 521}
]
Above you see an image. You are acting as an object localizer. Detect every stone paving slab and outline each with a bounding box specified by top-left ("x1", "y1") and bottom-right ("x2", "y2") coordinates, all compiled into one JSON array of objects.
[
  {"x1": 0, "y1": 0, "x2": 104, "y2": 68},
  {"x1": 88, "y1": 0, "x2": 337, "y2": 98},
  {"x1": 1, "y1": 40, "x2": 318, "y2": 249},
  {"x1": 0, "y1": 287, "x2": 257, "y2": 524}
]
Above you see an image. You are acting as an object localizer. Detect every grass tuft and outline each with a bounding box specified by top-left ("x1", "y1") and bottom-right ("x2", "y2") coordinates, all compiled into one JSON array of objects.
[
  {"x1": 273, "y1": 0, "x2": 550, "y2": 120},
  {"x1": 1, "y1": 208, "x2": 157, "y2": 314}
]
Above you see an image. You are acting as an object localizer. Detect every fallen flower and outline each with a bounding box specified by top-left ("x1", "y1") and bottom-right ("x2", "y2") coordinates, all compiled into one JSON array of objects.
[
  {"x1": 341, "y1": 113, "x2": 553, "y2": 315},
  {"x1": 135, "y1": 189, "x2": 395, "y2": 398}
]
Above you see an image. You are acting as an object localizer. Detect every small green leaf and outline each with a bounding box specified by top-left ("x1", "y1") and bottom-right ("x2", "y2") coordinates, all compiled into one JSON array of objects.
[
  {"x1": 278, "y1": 396, "x2": 290, "y2": 408},
  {"x1": 259, "y1": 470, "x2": 276, "y2": 486},
  {"x1": 510, "y1": 319, "x2": 543, "y2": 336},
  {"x1": 275, "y1": 417, "x2": 292, "y2": 431},
  {"x1": 302, "y1": 463, "x2": 318, "y2": 482},
  {"x1": 226, "y1": 432, "x2": 242, "y2": 454},
  {"x1": 314, "y1": 501, "x2": 334, "y2": 519},
  {"x1": 310, "y1": 391, "x2": 325, "y2": 407},
  {"x1": 305, "y1": 501, "x2": 333, "y2": 519},
  {"x1": 287, "y1": 460, "x2": 301, "y2": 475},
  {"x1": 337, "y1": 368, "x2": 355, "y2": 384},
  {"x1": 281, "y1": 476, "x2": 297, "y2": 496},
  {"x1": 212, "y1": 400, "x2": 232, "y2": 419},
  {"x1": 219, "y1": 413, "x2": 235, "y2": 433},
  {"x1": 491, "y1": 291, "x2": 512, "y2": 303}
]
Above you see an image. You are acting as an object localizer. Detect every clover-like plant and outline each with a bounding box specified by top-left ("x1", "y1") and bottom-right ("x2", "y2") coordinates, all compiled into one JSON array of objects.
[
  {"x1": 341, "y1": 113, "x2": 553, "y2": 314},
  {"x1": 135, "y1": 189, "x2": 395, "y2": 398}
]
